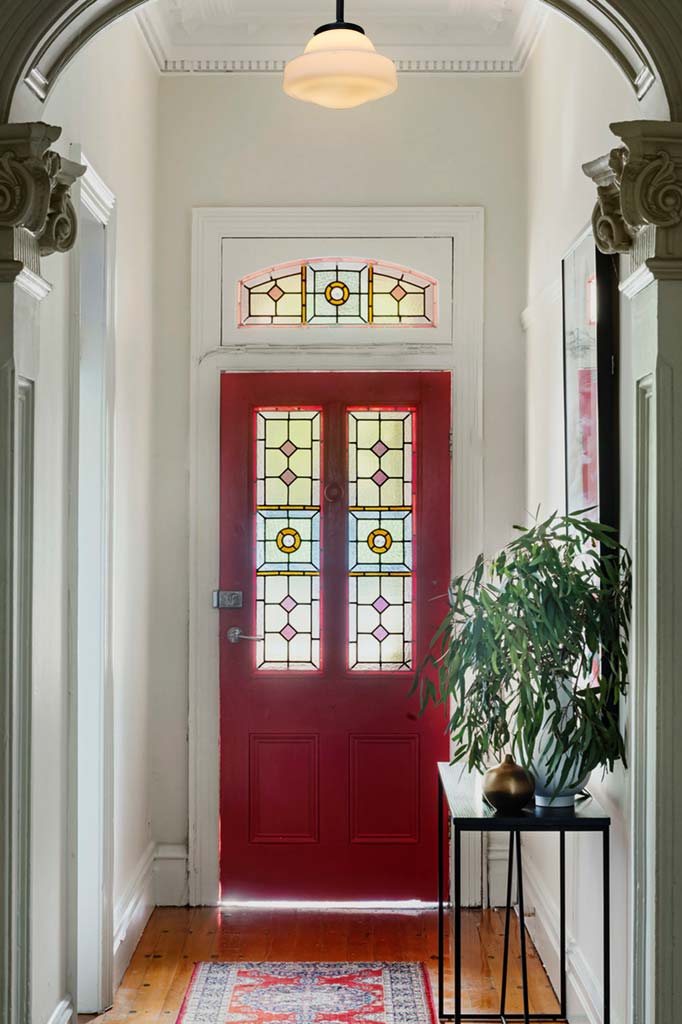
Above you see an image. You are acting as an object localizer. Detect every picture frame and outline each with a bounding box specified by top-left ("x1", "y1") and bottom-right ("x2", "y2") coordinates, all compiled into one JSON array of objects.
[{"x1": 562, "y1": 227, "x2": 620, "y2": 534}]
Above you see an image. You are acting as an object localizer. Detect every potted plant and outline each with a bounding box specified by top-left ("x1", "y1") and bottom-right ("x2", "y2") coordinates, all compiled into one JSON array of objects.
[{"x1": 414, "y1": 513, "x2": 632, "y2": 808}]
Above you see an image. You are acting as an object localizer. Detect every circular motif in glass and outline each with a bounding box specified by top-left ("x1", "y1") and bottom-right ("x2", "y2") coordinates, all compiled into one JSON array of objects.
[
  {"x1": 367, "y1": 528, "x2": 393, "y2": 554},
  {"x1": 325, "y1": 281, "x2": 350, "y2": 306},
  {"x1": 276, "y1": 527, "x2": 302, "y2": 552}
]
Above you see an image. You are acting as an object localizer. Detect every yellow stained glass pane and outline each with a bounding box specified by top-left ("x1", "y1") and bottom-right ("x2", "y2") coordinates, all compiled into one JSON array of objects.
[
  {"x1": 373, "y1": 274, "x2": 398, "y2": 293},
  {"x1": 357, "y1": 479, "x2": 381, "y2": 506},
  {"x1": 399, "y1": 293, "x2": 426, "y2": 316},
  {"x1": 277, "y1": 293, "x2": 303, "y2": 316},
  {"x1": 289, "y1": 418, "x2": 313, "y2": 448},
  {"x1": 264, "y1": 418, "x2": 289, "y2": 448},
  {"x1": 380, "y1": 449, "x2": 403, "y2": 478},
  {"x1": 356, "y1": 417, "x2": 380, "y2": 449},
  {"x1": 264, "y1": 477, "x2": 288, "y2": 506},
  {"x1": 378, "y1": 419, "x2": 404, "y2": 448},
  {"x1": 250, "y1": 293, "x2": 277, "y2": 316},
  {"x1": 279, "y1": 273, "x2": 303, "y2": 292},
  {"x1": 289, "y1": 448, "x2": 312, "y2": 479},
  {"x1": 373, "y1": 293, "x2": 399, "y2": 317},
  {"x1": 378, "y1": 478, "x2": 404, "y2": 506},
  {"x1": 357, "y1": 449, "x2": 379, "y2": 480},
  {"x1": 288, "y1": 477, "x2": 313, "y2": 505},
  {"x1": 265, "y1": 449, "x2": 286, "y2": 478}
]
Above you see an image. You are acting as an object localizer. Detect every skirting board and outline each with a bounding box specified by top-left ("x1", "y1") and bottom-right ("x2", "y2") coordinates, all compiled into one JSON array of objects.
[
  {"x1": 487, "y1": 833, "x2": 516, "y2": 909},
  {"x1": 522, "y1": 844, "x2": 618, "y2": 1024},
  {"x1": 44, "y1": 998, "x2": 73, "y2": 1024},
  {"x1": 113, "y1": 842, "x2": 155, "y2": 988},
  {"x1": 154, "y1": 843, "x2": 189, "y2": 906}
]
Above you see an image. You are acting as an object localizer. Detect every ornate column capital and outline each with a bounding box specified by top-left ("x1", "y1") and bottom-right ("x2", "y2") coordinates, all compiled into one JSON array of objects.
[
  {"x1": 583, "y1": 120, "x2": 682, "y2": 280},
  {"x1": 0, "y1": 121, "x2": 84, "y2": 281},
  {"x1": 583, "y1": 150, "x2": 636, "y2": 256}
]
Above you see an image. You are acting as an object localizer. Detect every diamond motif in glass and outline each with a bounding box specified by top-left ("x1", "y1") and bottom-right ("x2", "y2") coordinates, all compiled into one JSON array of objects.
[
  {"x1": 348, "y1": 409, "x2": 415, "y2": 671},
  {"x1": 256, "y1": 409, "x2": 321, "y2": 670},
  {"x1": 238, "y1": 260, "x2": 436, "y2": 328}
]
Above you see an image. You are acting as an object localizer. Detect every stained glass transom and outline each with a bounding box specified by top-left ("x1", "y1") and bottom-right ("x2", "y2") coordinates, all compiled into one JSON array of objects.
[
  {"x1": 239, "y1": 259, "x2": 436, "y2": 328},
  {"x1": 255, "y1": 409, "x2": 321, "y2": 670},
  {"x1": 348, "y1": 409, "x2": 415, "y2": 672}
]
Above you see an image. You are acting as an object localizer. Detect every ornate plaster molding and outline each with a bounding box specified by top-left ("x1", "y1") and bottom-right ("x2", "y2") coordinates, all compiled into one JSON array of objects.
[
  {"x1": 1, "y1": 0, "x2": 681, "y2": 123},
  {"x1": 0, "y1": 121, "x2": 84, "y2": 276},
  {"x1": 583, "y1": 120, "x2": 682, "y2": 280},
  {"x1": 583, "y1": 151, "x2": 636, "y2": 255}
]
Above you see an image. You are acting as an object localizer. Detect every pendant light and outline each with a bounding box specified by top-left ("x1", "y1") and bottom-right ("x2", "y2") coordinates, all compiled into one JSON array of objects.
[{"x1": 283, "y1": 1, "x2": 397, "y2": 109}]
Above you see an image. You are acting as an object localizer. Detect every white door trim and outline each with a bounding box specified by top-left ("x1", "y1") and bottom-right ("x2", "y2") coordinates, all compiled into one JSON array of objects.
[
  {"x1": 67, "y1": 149, "x2": 116, "y2": 1012},
  {"x1": 188, "y1": 206, "x2": 484, "y2": 905}
]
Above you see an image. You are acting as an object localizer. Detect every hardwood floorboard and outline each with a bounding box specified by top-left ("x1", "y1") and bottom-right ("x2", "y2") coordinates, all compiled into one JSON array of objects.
[{"x1": 79, "y1": 907, "x2": 560, "y2": 1024}]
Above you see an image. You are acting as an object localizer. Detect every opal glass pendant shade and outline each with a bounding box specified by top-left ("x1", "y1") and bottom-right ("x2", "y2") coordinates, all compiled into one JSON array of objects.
[{"x1": 283, "y1": 19, "x2": 397, "y2": 109}]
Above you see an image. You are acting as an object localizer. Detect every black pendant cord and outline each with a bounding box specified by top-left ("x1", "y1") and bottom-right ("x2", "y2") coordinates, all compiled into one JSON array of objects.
[{"x1": 314, "y1": 0, "x2": 365, "y2": 36}]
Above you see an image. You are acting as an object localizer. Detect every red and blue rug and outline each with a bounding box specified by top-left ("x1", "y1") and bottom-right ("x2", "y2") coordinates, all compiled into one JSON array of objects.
[{"x1": 177, "y1": 962, "x2": 436, "y2": 1024}]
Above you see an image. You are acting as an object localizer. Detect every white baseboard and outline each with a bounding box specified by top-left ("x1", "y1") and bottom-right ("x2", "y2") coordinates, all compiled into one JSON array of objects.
[
  {"x1": 487, "y1": 833, "x2": 515, "y2": 908},
  {"x1": 522, "y1": 844, "x2": 619, "y2": 1024},
  {"x1": 154, "y1": 843, "x2": 189, "y2": 906},
  {"x1": 45, "y1": 998, "x2": 73, "y2": 1024},
  {"x1": 113, "y1": 841, "x2": 155, "y2": 988}
]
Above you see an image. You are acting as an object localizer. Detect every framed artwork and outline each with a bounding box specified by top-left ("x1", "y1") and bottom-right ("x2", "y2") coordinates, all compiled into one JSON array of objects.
[{"x1": 562, "y1": 227, "x2": 620, "y2": 533}]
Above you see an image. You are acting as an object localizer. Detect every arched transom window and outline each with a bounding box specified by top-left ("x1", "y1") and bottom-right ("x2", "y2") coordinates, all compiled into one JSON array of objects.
[{"x1": 238, "y1": 258, "x2": 437, "y2": 328}]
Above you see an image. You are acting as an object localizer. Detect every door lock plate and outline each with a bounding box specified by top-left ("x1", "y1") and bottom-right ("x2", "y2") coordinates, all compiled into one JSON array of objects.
[{"x1": 212, "y1": 590, "x2": 243, "y2": 609}]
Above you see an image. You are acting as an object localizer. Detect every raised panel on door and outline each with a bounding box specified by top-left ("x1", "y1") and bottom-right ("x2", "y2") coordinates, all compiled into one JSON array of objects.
[
  {"x1": 350, "y1": 735, "x2": 419, "y2": 845},
  {"x1": 249, "y1": 735, "x2": 319, "y2": 844}
]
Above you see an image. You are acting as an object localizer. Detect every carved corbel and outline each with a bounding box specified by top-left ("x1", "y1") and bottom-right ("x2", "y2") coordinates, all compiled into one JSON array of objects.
[
  {"x1": 612, "y1": 121, "x2": 682, "y2": 233},
  {"x1": 584, "y1": 121, "x2": 682, "y2": 277},
  {"x1": 0, "y1": 122, "x2": 84, "y2": 275},
  {"x1": 37, "y1": 152, "x2": 82, "y2": 256},
  {"x1": 583, "y1": 150, "x2": 636, "y2": 255}
]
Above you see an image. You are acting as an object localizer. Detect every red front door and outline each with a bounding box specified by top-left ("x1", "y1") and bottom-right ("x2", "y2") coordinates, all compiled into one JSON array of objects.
[{"x1": 219, "y1": 372, "x2": 450, "y2": 900}]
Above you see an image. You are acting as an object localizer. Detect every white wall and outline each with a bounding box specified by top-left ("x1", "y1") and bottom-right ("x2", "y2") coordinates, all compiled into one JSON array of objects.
[
  {"x1": 26, "y1": 5, "x2": 665, "y2": 1017},
  {"x1": 522, "y1": 11, "x2": 666, "y2": 1024},
  {"x1": 33, "y1": 15, "x2": 158, "y2": 1022},
  {"x1": 150, "y1": 72, "x2": 528, "y2": 851}
]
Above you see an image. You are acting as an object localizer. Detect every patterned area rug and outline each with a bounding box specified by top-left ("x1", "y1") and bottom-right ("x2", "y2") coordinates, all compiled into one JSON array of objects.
[{"x1": 177, "y1": 962, "x2": 436, "y2": 1024}]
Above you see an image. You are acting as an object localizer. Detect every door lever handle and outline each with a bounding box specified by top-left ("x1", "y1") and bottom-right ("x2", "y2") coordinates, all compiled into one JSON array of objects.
[{"x1": 226, "y1": 627, "x2": 263, "y2": 644}]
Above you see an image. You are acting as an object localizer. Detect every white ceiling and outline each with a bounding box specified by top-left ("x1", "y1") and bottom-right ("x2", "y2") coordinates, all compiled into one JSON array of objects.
[{"x1": 138, "y1": 0, "x2": 546, "y2": 74}]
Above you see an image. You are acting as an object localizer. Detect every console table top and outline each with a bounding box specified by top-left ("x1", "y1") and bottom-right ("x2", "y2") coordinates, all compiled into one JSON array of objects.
[{"x1": 438, "y1": 762, "x2": 611, "y2": 832}]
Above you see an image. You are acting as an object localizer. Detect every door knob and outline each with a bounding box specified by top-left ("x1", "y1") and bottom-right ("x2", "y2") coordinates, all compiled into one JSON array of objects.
[{"x1": 227, "y1": 627, "x2": 264, "y2": 644}]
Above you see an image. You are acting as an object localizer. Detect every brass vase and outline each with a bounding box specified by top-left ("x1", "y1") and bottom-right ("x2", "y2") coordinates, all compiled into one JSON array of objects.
[{"x1": 483, "y1": 755, "x2": 535, "y2": 815}]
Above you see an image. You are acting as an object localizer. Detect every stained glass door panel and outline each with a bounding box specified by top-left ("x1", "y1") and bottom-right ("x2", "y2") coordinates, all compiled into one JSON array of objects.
[{"x1": 219, "y1": 372, "x2": 451, "y2": 900}]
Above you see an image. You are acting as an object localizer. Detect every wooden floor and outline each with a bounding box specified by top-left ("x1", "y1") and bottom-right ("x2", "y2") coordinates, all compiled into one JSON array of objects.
[{"x1": 82, "y1": 907, "x2": 559, "y2": 1023}]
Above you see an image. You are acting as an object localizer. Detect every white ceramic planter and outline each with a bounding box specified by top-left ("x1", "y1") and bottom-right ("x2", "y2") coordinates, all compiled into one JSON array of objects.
[
  {"x1": 531, "y1": 759, "x2": 588, "y2": 808},
  {"x1": 529, "y1": 678, "x2": 588, "y2": 809}
]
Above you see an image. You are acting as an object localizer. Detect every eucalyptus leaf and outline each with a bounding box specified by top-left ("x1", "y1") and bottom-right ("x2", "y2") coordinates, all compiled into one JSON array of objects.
[{"x1": 415, "y1": 512, "x2": 631, "y2": 787}]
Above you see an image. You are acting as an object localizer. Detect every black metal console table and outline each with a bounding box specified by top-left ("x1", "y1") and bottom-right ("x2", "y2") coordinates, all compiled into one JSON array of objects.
[{"x1": 437, "y1": 762, "x2": 611, "y2": 1024}]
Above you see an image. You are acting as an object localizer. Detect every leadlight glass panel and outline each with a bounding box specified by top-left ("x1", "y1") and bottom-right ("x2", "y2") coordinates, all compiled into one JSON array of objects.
[
  {"x1": 348, "y1": 409, "x2": 415, "y2": 672},
  {"x1": 239, "y1": 260, "x2": 436, "y2": 328},
  {"x1": 255, "y1": 409, "x2": 321, "y2": 670}
]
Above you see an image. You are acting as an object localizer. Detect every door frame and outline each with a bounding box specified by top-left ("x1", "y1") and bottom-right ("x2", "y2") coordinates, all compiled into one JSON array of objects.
[
  {"x1": 188, "y1": 206, "x2": 484, "y2": 906},
  {"x1": 66, "y1": 151, "x2": 116, "y2": 1011}
]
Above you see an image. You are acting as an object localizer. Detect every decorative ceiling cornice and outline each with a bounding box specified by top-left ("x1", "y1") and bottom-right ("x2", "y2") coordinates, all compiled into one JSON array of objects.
[
  {"x1": 0, "y1": 0, "x2": 681, "y2": 121},
  {"x1": 135, "y1": 1, "x2": 547, "y2": 77}
]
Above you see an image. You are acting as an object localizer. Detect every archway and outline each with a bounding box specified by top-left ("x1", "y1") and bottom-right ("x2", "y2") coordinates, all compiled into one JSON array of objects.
[
  {"x1": 0, "y1": 0, "x2": 679, "y2": 123},
  {"x1": 1, "y1": 5, "x2": 682, "y2": 1024}
]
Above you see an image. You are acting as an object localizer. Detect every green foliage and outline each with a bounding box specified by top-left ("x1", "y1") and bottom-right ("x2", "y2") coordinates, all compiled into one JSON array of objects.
[{"x1": 413, "y1": 513, "x2": 632, "y2": 789}]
